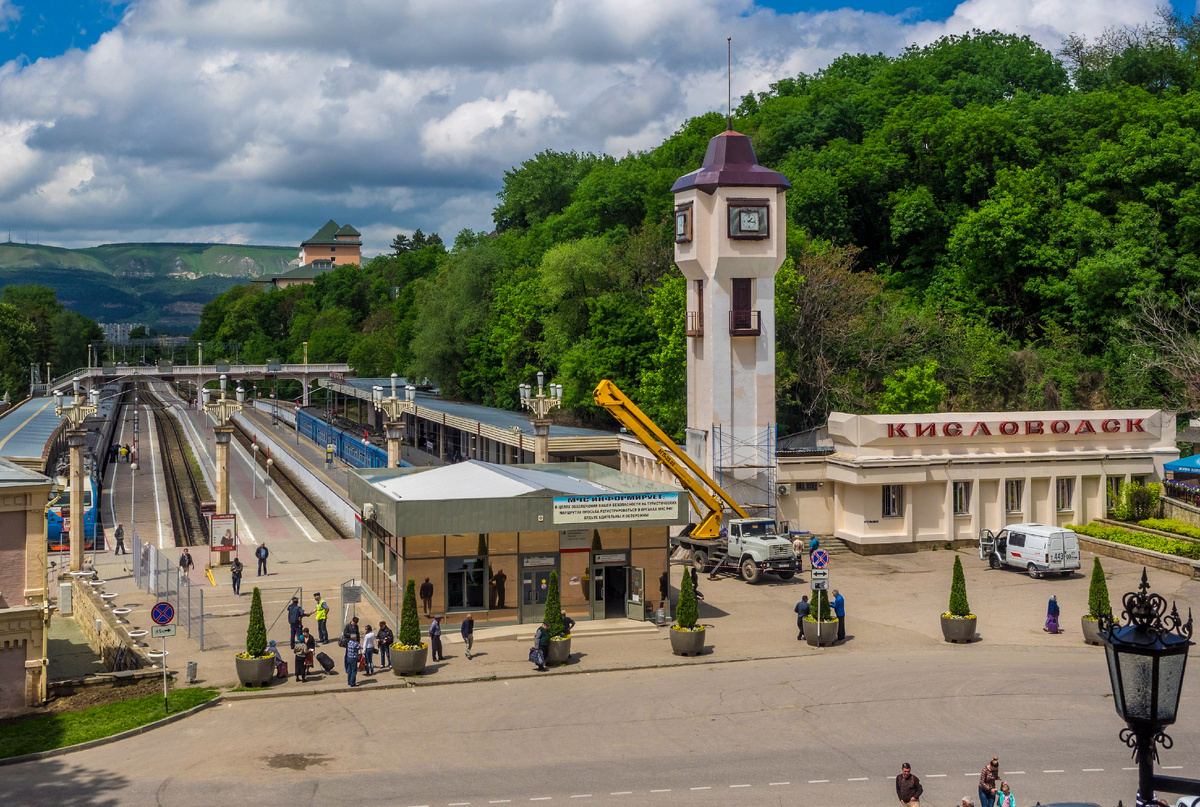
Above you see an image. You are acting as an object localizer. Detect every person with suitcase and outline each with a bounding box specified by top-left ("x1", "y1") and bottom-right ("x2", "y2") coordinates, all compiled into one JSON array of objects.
[{"x1": 532, "y1": 620, "x2": 550, "y2": 671}]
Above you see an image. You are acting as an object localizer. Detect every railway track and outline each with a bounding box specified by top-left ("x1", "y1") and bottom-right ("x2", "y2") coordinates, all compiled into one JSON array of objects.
[{"x1": 141, "y1": 384, "x2": 209, "y2": 547}]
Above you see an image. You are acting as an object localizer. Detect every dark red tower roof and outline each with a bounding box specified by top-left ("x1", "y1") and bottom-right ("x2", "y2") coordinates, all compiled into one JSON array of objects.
[{"x1": 671, "y1": 130, "x2": 791, "y2": 194}]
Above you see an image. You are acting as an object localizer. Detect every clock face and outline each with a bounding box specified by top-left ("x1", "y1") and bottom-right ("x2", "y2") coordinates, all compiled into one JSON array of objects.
[{"x1": 739, "y1": 210, "x2": 760, "y2": 231}]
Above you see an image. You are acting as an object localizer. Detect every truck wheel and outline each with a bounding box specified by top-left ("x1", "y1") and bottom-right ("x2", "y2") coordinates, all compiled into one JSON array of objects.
[
  {"x1": 1027, "y1": 563, "x2": 1041, "y2": 580},
  {"x1": 740, "y1": 558, "x2": 761, "y2": 583},
  {"x1": 989, "y1": 554, "x2": 1002, "y2": 570},
  {"x1": 691, "y1": 550, "x2": 709, "y2": 573},
  {"x1": 776, "y1": 570, "x2": 796, "y2": 580}
]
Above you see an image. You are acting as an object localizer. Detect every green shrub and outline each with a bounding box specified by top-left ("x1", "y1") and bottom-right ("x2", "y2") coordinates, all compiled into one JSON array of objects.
[
  {"x1": 398, "y1": 579, "x2": 422, "y2": 647},
  {"x1": 1112, "y1": 481, "x2": 1162, "y2": 521},
  {"x1": 544, "y1": 571, "x2": 567, "y2": 638},
  {"x1": 1138, "y1": 518, "x2": 1200, "y2": 541},
  {"x1": 948, "y1": 555, "x2": 972, "y2": 616},
  {"x1": 245, "y1": 587, "x2": 267, "y2": 657},
  {"x1": 1086, "y1": 557, "x2": 1112, "y2": 621},
  {"x1": 1068, "y1": 523, "x2": 1200, "y2": 559},
  {"x1": 676, "y1": 569, "x2": 699, "y2": 629},
  {"x1": 809, "y1": 588, "x2": 833, "y2": 621}
]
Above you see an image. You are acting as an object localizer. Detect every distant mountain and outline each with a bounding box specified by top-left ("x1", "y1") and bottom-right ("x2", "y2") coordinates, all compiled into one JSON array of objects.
[{"x1": 0, "y1": 241, "x2": 300, "y2": 333}]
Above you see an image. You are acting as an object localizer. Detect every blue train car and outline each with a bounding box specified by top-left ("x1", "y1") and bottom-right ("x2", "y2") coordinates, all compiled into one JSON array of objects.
[{"x1": 47, "y1": 473, "x2": 101, "y2": 551}]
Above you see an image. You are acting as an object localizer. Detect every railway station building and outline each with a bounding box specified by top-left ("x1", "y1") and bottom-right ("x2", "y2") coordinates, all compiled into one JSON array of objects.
[
  {"x1": 350, "y1": 461, "x2": 684, "y2": 626},
  {"x1": 0, "y1": 458, "x2": 53, "y2": 708}
]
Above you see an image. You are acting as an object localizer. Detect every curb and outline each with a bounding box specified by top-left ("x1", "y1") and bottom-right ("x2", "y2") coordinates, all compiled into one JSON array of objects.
[{"x1": 0, "y1": 695, "x2": 224, "y2": 767}]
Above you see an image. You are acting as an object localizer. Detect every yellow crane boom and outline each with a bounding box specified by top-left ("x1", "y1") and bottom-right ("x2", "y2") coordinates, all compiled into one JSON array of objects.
[{"x1": 593, "y1": 379, "x2": 748, "y2": 538}]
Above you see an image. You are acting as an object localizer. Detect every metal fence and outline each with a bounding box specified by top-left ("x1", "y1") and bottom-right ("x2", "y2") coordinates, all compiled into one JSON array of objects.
[{"x1": 131, "y1": 534, "x2": 227, "y2": 650}]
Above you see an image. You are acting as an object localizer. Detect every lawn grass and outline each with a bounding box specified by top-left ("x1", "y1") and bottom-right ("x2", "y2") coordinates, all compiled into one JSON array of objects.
[{"x1": 0, "y1": 687, "x2": 218, "y2": 760}]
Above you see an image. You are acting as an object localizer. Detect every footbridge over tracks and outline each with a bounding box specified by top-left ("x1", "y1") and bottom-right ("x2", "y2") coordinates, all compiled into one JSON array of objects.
[{"x1": 41, "y1": 363, "x2": 353, "y2": 406}]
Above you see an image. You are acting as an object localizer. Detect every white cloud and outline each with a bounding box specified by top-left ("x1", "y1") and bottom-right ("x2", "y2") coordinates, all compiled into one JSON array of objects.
[
  {"x1": 0, "y1": 0, "x2": 1168, "y2": 256},
  {"x1": 0, "y1": 0, "x2": 17, "y2": 31}
]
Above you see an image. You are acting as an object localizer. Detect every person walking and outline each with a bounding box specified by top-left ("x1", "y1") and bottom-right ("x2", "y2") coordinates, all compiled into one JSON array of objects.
[
  {"x1": 286, "y1": 596, "x2": 306, "y2": 647},
  {"x1": 419, "y1": 577, "x2": 434, "y2": 616},
  {"x1": 113, "y1": 523, "x2": 126, "y2": 555},
  {"x1": 979, "y1": 756, "x2": 1000, "y2": 807},
  {"x1": 896, "y1": 762, "x2": 923, "y2": 806},
  {"x1": 794, "y1": 595, "x2": 810, "y2": 640},
  {"x1": 429, "y1": 615, "x2": 444, "y2": 661},
  {"x1": 230, "y1": 557, "x2": 244, "y2": 596},
  {"x1": 995, "y1": 781, "x2": 1014, "y2": 807},
  {"x1": 313, "y1": 592, "x2": 329, "y2": 643},
  {"x1": 831, "y1": 589, "x2": 846, "y2": 642},
  {"x1": 362, "y1": 624, "x2": 376, "y2": 674},
  {"x1": 460, "y1": 614, "x2": 475, "y2": 659},
  {"x1": 533, "y1": 620, "x2": 550, "y2": 671},
  {"x1": 1045, "y1": 595, "x2": 1061, "y2": 633},
  {"x1": 255, "y1": 543, "x2": 269, "y2": 576},
  {"x1": 344, "y1": 636, "x2": 361, "y2": 687},
  {"x1": 376, "y1": 621, "x2": 393, "y2": 668},
  {"x1": 178, "y1": 547, "x2": 194, "y2": 583}
]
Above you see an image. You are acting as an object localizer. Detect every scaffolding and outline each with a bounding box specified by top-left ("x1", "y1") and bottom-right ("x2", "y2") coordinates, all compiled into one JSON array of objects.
[{"x1": 712, "y1": 424, "x2": 777, "y2": 521}]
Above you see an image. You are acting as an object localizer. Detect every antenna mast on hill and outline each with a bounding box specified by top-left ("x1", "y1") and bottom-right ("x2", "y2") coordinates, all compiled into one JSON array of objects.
[{"x1": 727, "y1": 36, "x2": 732, "y2": 130}]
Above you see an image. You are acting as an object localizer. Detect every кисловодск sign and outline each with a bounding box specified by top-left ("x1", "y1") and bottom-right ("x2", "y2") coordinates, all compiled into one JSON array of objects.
[{"x1": 552, "y1": 493, "x2": 679, "y2": 524}]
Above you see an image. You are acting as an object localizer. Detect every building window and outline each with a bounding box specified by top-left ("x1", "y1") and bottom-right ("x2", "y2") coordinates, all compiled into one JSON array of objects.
[
  {"x1": 1132, "y1": 475, "x2": 1147, "y2": 489},
  {"x1": 953, "y1": 481, "x2": 971, "y2": 515},
  {"x1": 1107, "y1": 477, "x2": 1123, "y2": 511},
  {"x1": 446, "y1": 557, "x2": 486, "y2": 611},
  {"x1": 882, "y1": 485, "x2": 903, "y2": 518},
  {"x1": 1005, "y1": 480, "x2": 1024, "y2": 514},
  {"x1": 797, "y1": 481, "x2": 820, "y2": 492},
  {"x1": 1056, "y1": 478, "x2": 1075, "y2": 511}
]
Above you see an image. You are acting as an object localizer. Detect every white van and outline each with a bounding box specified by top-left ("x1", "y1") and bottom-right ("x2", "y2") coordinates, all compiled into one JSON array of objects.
[{"x1": 979, "y1": 523, "x2": 1081, "y2": 578}]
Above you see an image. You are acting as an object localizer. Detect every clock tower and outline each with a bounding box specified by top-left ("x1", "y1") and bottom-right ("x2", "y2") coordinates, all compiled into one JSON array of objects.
[{"x1": 672, "y1": 129, "x2": 790, "y2": 510}]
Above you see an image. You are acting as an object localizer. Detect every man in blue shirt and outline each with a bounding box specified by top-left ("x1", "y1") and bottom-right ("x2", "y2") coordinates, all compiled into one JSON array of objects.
[
  {"x1": 286, "y1": 597, "x2": 306, "y2": 646},
  {"x1": 831, "y1": 589, "x2": 846, "y2": 642}
]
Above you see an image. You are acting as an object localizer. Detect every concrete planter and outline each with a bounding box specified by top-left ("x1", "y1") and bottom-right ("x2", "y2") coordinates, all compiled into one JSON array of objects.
[
  {"x1": 235, "y1": 655, "x2": 275, "y2": 687},
  {"x1": 670, "y1": 626, "x2": 706, "y2": 656},
  {"x1": 802, "y1": 618, "x2": 839, "y2": 647},
  {"x1": 1081, "y1": 615, "x2": 1105, "y2": 646},
  {"x1": 941, "y1": 615, "x2": 977, "y2": 643},
  {"x1": 548, "y1": 636, "x2": 572, "y2": 666},
  {"x1": 390, "y1": 644, "x2": 428, "y2": 676}
]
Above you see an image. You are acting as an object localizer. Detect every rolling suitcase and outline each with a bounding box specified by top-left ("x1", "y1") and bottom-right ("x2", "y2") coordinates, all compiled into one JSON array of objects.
[{"x1": 316, "y1": 651, "x2": 336, "y2": 673}]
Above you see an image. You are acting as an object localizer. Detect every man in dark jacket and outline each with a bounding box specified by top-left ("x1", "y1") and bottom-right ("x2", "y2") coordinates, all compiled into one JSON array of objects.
[
  {"x1": 896, "y1": 762, "x2": 923, "y2": 806},
  {"x1": 560, "y1": 610, "x2": 575, "y2": 636},
  {"x1": 286, "y1": 596, "x2": 306, "y2": 646},
  {"x1": 341, "y1": 616, "x2": 360, "y2": 644},
  {"x1": 460, "y1": 614, "x2": 474, "y2": 659},
  {"x1": 794, "y1": 595, "x2": 810, "y2": 640},
  {"x1": 659, "y1": 570, "x2": 669, "y2": 612},
  {"x1": 255, "y1": 543, "x2": 269, "y2": 576},
  {"x1": 429, "y1": 615, "x2": 444, "y2": 661},
  {"x1": 419, "y1": 577, "x2": 434, "y2": 616}
]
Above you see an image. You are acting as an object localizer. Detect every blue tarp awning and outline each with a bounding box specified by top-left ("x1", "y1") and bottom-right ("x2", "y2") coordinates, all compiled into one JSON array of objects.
[{"x1": 1165, "y1": 454, "x2": 1200, "y2": 473}]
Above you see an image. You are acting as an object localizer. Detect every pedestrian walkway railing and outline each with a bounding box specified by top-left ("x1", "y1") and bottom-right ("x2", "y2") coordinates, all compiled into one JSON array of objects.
[{"x1": 131, "y1": 535, "x2": 228, "y2": 650}]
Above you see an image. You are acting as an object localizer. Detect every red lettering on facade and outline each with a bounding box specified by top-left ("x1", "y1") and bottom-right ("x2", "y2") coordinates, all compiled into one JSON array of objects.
[
  {"x1": 970, "y1": 422, "x2": 991, "y2": 436},
  {"x1": 999, "y1": 421, "x2": 1018, "y2": 435},
  {"x1": 887, "y1": 424, "x2": 909, "y2": 438},
  {"x1": 1051, "y1": 420, "x2": 1070, "y2": 434},
  {"x1": 1127, "y1": 418, "x2": 1145, "y2": 433},
  {"x1": 1102, "y1": 419, "x2": 1121, "y2": 433},
  {"x1": 916, "y1": 423, "x2": 935, "y2": 437},
  {"x1": 1075, "y1": 420, "x2": 1096, "y2": 435},
  {"x1": 943, "y1": 422, "x2": 962, "y2": 437},
  {"x1": 1025, "y1": 421, "x2": 1044, "y2": 434}
]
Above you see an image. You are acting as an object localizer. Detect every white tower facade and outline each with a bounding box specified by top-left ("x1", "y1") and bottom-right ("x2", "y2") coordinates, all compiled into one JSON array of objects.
[{"x1": 672, "y1": 130, "x2": 789, "y2": 511}]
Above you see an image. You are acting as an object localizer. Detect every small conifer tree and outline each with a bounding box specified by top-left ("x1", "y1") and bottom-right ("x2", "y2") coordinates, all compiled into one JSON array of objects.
[
  {"x1": 810, "y1": 588, "x2": 833, "y2": 621},
  {"x1": 948, "y1": 555, "x2": 972, "y2": 616},
  {"x1": 399, "y1": 579, "x2": 422, "y2": 647},
  {"x1": 544, "y1": 572, "x2": 566, "y2": 638},
  {"x1": 1087, "y1": 557, "x2": 1112, "y2": 620},
  {"x1": 246, "y1": 587, "x2": 267, "y2": 657},
  {"x1": 676, "y1": 568, "x2": 699, "y2": 629}
]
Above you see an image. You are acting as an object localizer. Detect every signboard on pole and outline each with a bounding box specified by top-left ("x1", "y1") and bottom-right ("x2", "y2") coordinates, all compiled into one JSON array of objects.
[
  {"x1": 810, "y1": 549, "x2": 829, "y2": 569},
  {"x1": 810, "y1": 578, "x2": 829, "y2": 591},
  {"x1": 810, "y1": 568, "x2": 829, "y2": 579},
  {"x1": 151, "y1": 602, "x2": 175, "y2": 625},
  {"x1": 210, "y1": 513, "x2": 237, "y2": 551},
  {"x1": 151, "y1": 625, "x2": 177, "y2": 637}
]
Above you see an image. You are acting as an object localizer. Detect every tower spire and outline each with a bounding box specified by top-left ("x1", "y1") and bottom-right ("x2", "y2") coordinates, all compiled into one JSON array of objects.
[{"x1": 727, "y1": 37, "x2": 732, "y2": 131}]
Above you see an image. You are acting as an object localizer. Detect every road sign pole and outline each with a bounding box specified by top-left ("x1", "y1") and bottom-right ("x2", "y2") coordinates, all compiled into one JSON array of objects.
[{"x1": 163, "y1": 636, "x2": 168, "y2": 715}]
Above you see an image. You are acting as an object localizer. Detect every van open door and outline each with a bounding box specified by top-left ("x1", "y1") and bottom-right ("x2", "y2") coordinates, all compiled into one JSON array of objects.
[
  {"x1": 979, "y1": 529, "x2": 995, "y2": 561},
  {"x1": 1048, "y1": 534, "x2": 1065, "y2": 572}
]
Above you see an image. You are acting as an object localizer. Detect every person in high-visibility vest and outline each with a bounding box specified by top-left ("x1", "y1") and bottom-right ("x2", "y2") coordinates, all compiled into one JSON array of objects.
[{"x1": 313, "y1": 592, "x2": 329, "y2": 643}]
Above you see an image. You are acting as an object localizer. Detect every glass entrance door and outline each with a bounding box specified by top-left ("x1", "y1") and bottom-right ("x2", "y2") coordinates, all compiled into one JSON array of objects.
[
  {"x1": 626, "y1": 567, "x2": 645, "y2": 621},
  {"x1": 521, "y1": 568, "x2": 554, "y2": 624}
]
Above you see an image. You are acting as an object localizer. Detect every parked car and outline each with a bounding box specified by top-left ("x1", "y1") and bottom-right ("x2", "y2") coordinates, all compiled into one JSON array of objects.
[{"x1": 979, "y1": 522, "x2": 1081, "y2": 578}]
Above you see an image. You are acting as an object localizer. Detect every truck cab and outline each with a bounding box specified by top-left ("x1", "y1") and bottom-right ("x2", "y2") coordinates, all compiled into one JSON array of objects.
[
  {"x1": 979, "y1": 522, "x2": 1081, "y2": 579},
  {"x1": 727, "y1": 518, "x2": 798, "y2": 583}
]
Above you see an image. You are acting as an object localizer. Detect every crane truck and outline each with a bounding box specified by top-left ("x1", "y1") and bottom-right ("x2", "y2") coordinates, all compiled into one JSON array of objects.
[{"x1": 593, "y1": 379, "x2": 798, "y2": 584}]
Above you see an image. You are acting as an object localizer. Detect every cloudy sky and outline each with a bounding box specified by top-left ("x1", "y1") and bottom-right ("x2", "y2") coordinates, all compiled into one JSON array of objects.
[{"x1": 0, "y1": 0, "x2": 1190, "y2": 256}]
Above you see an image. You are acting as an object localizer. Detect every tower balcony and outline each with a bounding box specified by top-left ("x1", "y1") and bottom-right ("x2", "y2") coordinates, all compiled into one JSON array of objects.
[
  {"x1": 728, "y1": 309, "x2": 761, "y2": 336},
  {"x1": 685, "y1": 311, "x2": 704, "y2": 337}
]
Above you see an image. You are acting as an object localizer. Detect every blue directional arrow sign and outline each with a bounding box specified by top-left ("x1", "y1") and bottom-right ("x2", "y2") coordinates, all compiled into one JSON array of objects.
[
  {"x1": 151, "y1": 601, "x2": 175, "y2": 625},
  {"x1": 810, "y1": 549, "x2": 829, "y2": 569}
]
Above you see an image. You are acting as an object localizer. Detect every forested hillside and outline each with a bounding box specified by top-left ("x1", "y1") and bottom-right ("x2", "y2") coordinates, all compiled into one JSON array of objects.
[{"x1": 195, "y1": 15, "x2": 1200, "y2": 439}]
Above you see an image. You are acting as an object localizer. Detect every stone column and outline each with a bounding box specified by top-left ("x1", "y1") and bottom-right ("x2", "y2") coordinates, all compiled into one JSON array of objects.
[
  {"x1": 386, "y1": 421, "x2": 404, "y2": 468},
  {"x1": 68, "y1": 429, "x2": 87, "y2": 572},
  {"x1": 214, "y1": 426, "x2": 232, "y2": 515},
  {"x1": 532, "y1": 420, "x2": 550, "y2": 464}
]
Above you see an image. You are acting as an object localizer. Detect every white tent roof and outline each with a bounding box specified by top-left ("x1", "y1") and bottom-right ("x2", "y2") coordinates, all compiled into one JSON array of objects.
[{"x1": 374, "y1": 460, "x2": 617, "y2": 501}]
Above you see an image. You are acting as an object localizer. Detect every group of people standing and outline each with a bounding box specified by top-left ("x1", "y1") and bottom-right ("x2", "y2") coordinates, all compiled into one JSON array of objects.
[
  {"x1": 896, "y1": 757, "x2": 1014, "y2": 807},
  {"x1": 337, "y1": 615, "x2": 394, "y2": 686},
  {"x1": 108, "y1": 443, "x2": 135, "y2": 464}
]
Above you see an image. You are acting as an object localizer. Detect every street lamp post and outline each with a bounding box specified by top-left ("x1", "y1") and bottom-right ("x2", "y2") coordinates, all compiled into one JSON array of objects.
[
  {"x1": 518, "y1": 371, "x2": 562, "y2": 465},
  {"x1": 373, "y1": 374, "x2": 415, "y2": 468},
  {"x1": 54, "y1": 380, "x2": 98, "y2": 572},
  {"x1": 1100, "y1": 568, "x2": 1199, "y2": 806},
  {"x1": 250, "y1": 441, "x2": 259, "y2": 499},
  {"x1": 264, "y1": 456, "x2": 273, "y2": 518}
]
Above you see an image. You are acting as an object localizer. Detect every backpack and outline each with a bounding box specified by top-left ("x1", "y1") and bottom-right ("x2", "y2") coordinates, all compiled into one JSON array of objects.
[{"x1": 294, "y1": 642, "x2": 308, "y2": 657}]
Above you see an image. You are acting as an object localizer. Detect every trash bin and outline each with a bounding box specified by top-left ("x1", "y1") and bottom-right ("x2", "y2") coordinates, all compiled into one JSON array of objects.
[{"x1": 186, "y1": 661, "x2": 198, "y2": 683}]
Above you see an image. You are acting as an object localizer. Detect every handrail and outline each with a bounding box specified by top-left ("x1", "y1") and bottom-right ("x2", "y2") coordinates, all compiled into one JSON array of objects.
[{"x1": 593, "y1": 379, "x2": 747, "y2": 538}]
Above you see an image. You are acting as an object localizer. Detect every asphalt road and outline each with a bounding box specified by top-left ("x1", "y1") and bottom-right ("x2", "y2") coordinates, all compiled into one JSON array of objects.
[{"x1": 6, "y1": 644, "x2": 1198, "y2": 807}]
